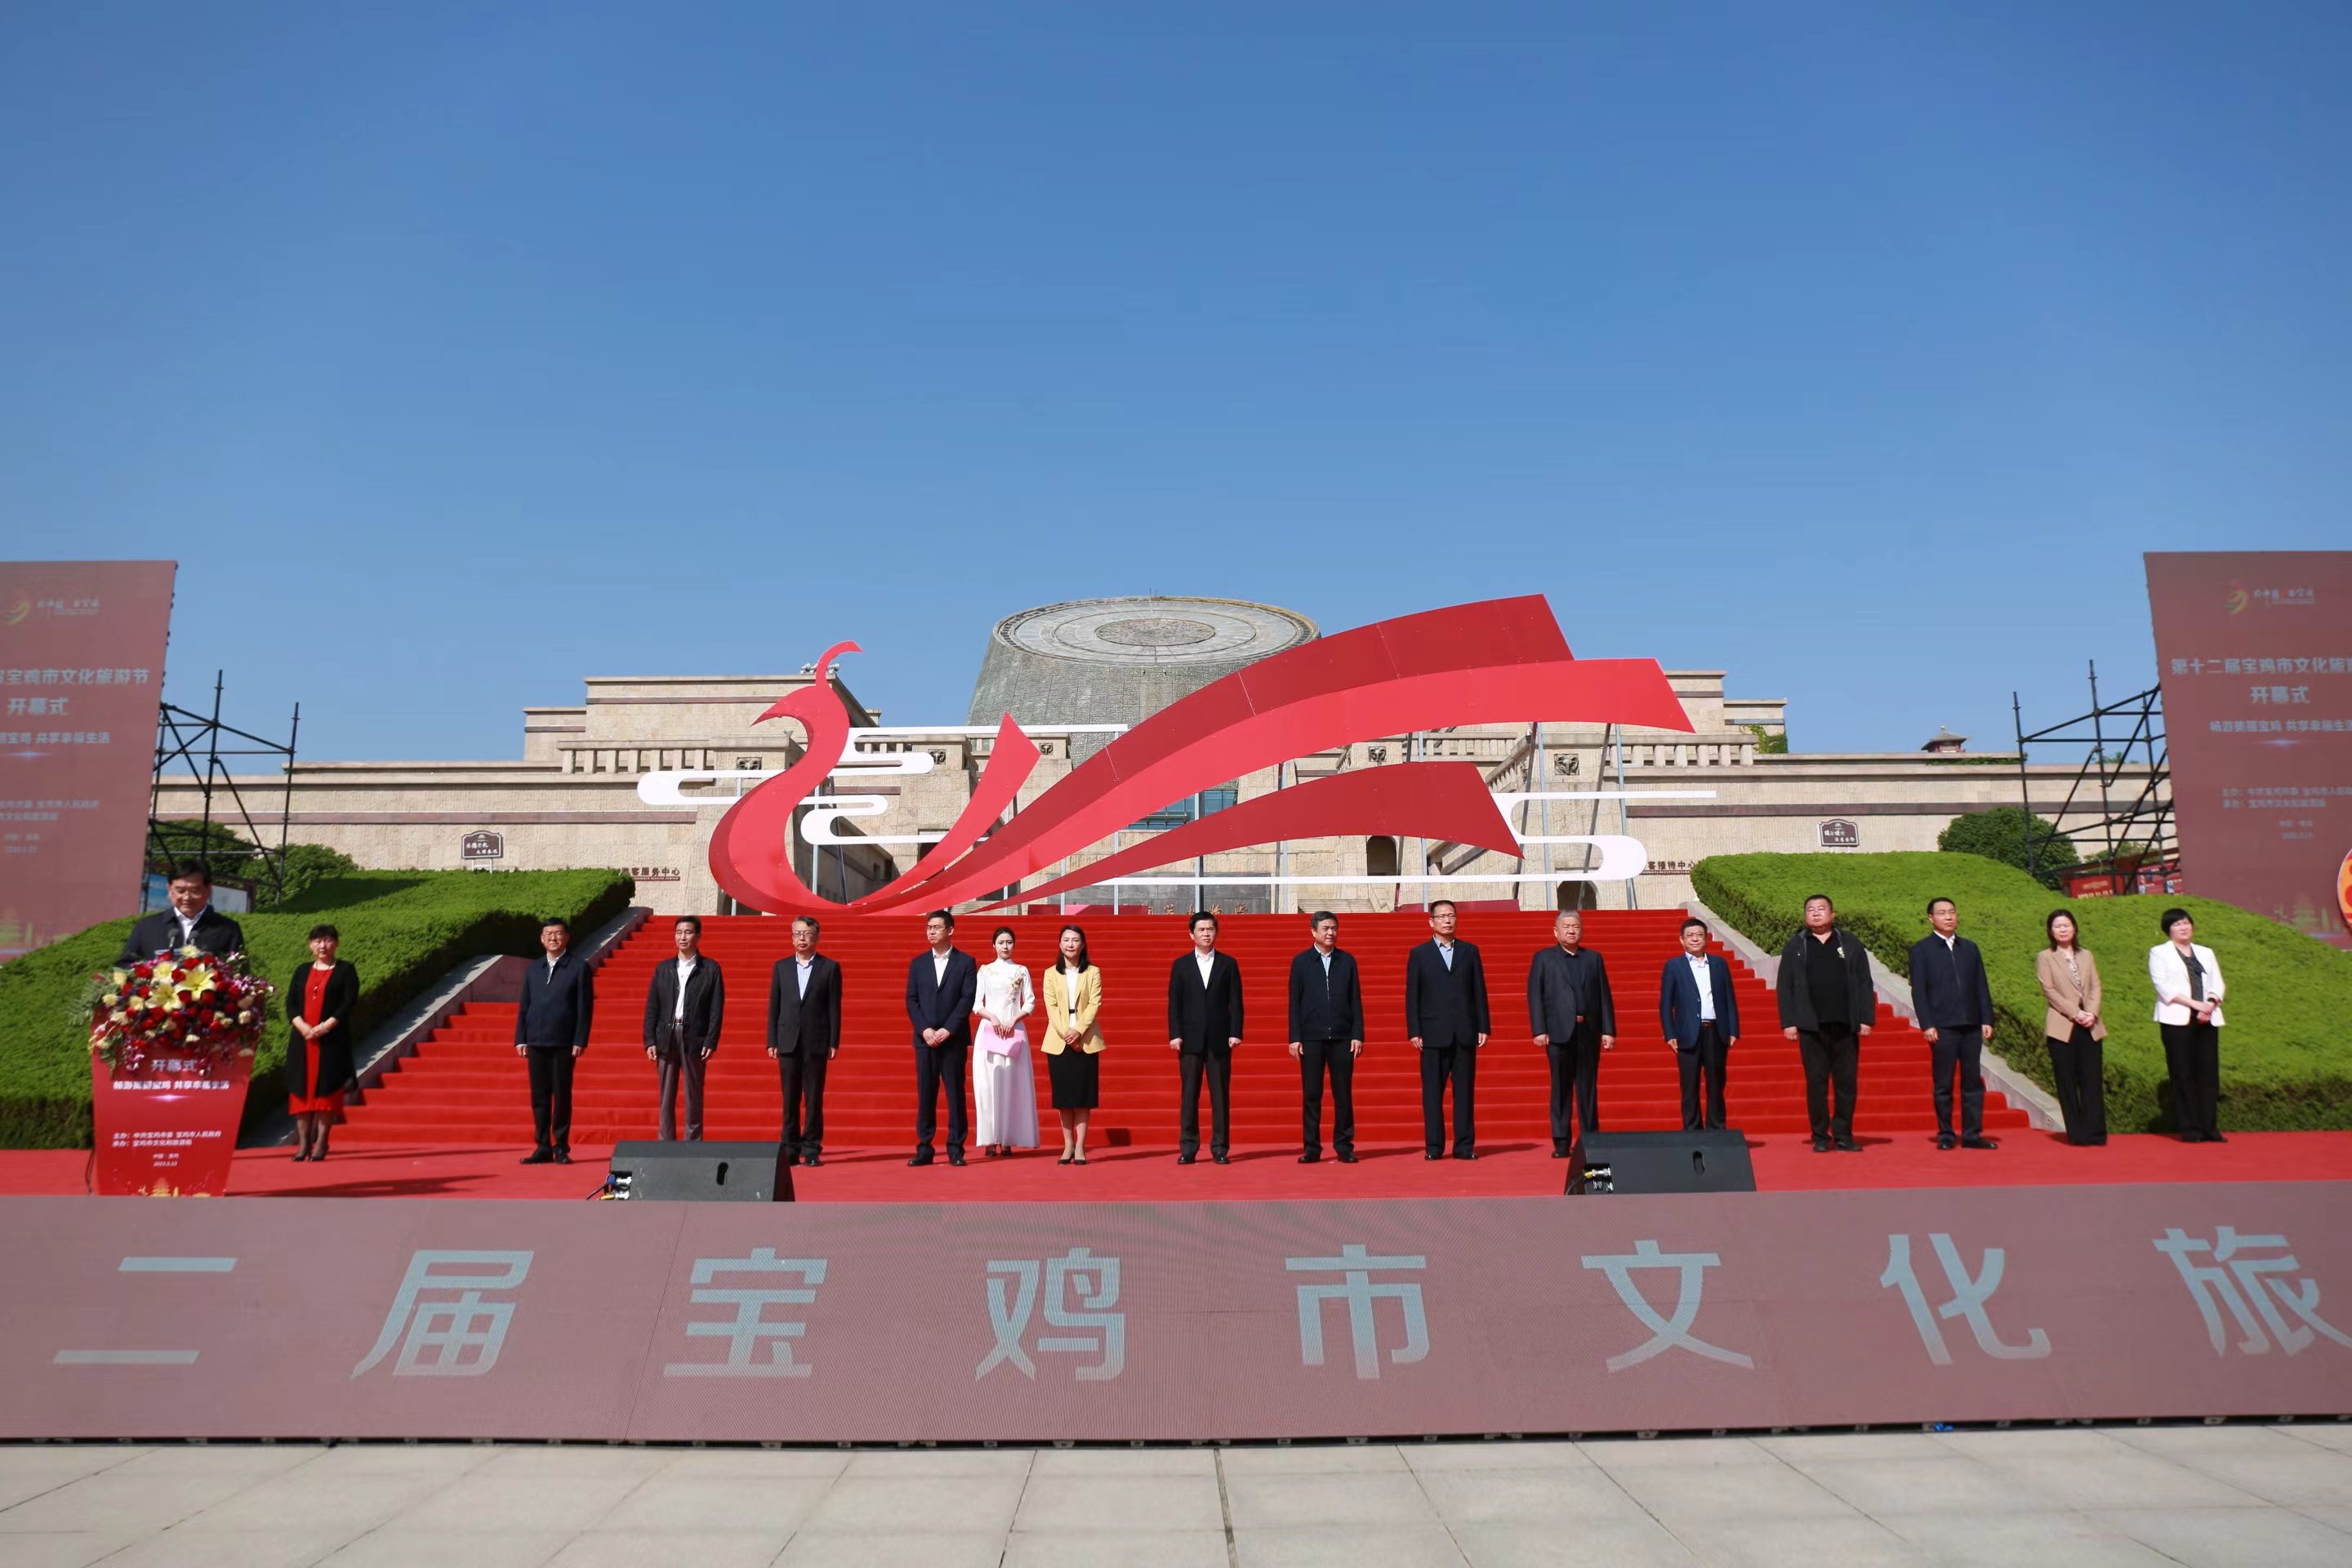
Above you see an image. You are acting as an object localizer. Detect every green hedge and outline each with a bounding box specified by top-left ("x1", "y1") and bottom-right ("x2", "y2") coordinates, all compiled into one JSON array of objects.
[
  {"x1": 0, "y1": 870, "x2": 635, "y2": 1148},
  {"x1": 1690, "y1": 852, "x2": 2352, "y2": 1132}
]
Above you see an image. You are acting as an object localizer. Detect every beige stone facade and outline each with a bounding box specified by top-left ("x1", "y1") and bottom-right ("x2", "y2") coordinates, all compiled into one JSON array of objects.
[{"x1": 154, "y1": 665, "x2": 2152, "y2": 917}]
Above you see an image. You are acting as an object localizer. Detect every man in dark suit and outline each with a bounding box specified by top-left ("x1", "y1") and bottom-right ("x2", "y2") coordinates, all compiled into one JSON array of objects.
[
  {"x1": 1287, "y1": 911, "x2": 1365, "y2": 1165},
  {"x1": 1167, "y1": 911, "x2": 1245, "y2": 1165},
  {"x1": 1405, "y1": 899, "x2": 1490, "y2": 1160},
  {"x1": 1909, "y1": 897, "x2": 1999, "y2": 1151},
  {"x1": 768, "y1": 915, "x2": 844, "y2": 1165},
  {"x1": 903, "y1": 910, "x2": 978, "y2": 1166},
  {"x1": 515, "y1": 915, "x2": 595, "y2": 1165},
  {"x1": 1776, "y1": 893, "x2": 1878, "y2": 1152},
  {"x1": 117, "y1": 866, "x2": 246, "y2": 964},
  {"x1": 1528, "y1": 909, "x2": 1617, "y2": 1154},
  {"x1": 641, "y1": 915, "x2": 724, "y2": 1143},
  {"x1": 1659, "y1": 915, "x2": 1740, "y2": 1132}
]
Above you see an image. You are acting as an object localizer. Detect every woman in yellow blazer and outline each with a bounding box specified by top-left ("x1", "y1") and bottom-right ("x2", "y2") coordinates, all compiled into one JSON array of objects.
[
  {"x1": 2035, "y1": 910, "x2": 2108, "y2": 1145},
  {"x1": 1041, "y1": 924, "x2": 1106, "y2": 1165}
]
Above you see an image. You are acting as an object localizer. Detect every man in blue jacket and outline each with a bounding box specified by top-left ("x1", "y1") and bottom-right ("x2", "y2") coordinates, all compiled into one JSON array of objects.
[
  {"x1": 1659, "y1": 916, "x2": 1740, "y2": 1131},
  {"x1": 1909, "y1": 897, "x2": 1998, "y2": 1151},
  {"x1": 515, "y1": 916, "x2": 595, "y2": 1165},
  {"x1": 904, "y1": 910, "x2": 978, "y2": 1167}
]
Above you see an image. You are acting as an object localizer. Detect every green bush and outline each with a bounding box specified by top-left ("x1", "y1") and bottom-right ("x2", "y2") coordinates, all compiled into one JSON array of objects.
[
  {"x1": 1691, "y1": 851, "x2": 2352, "y2": 1132},
  {"x1": 1936, "y1": 807, "x2": 2078, "y2": 890},
  {"x1": 149, "y1": 819, "x2": 362, "y2": 906},
  {"x1": 0, "y1": 870, "x2": 635, "y2": 1148}
]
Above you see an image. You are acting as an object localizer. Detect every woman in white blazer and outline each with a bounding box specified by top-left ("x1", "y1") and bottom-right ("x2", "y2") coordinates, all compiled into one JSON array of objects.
[{"x1": 2147, "y1": 908, "x2": 2225, "y2": 1143}]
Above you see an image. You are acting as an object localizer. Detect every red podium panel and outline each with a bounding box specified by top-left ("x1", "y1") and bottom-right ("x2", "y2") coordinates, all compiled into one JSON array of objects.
[{"x1": 89, "y1": 1052, "x2": 252, "y2": 1196}]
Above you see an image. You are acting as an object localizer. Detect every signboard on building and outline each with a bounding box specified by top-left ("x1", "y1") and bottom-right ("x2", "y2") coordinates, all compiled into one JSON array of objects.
[
  {"x1": 2147, "y1": 552, "x2": 2352, "y2": 947},
  {"x1": 460, "y1": 831, "x2": 504, "y2": 862},
  {"x1": 0, "y1": 560, "x2": 176, "y2": 961},
  {"x1": 1820, "y1": 819, "x2": 1860, "y2": 849}
]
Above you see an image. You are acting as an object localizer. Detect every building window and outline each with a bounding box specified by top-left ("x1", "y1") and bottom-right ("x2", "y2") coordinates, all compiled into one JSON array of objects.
[
  {"x1": 1365, "y1": 835, "x2": 1400, "y2": 879},
  {"x1": 1129, "y1": 782, "x2": 1239, "y2": 831}
]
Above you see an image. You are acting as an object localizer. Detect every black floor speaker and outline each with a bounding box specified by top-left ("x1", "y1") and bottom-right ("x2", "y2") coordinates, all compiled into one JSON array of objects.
[
  {"x1": 1566, "y1": 1129, "x2": 1755, "y2": 1195},
  {"x1": 608, "y1": 1140, "x2": 795, "y2": 1202}
]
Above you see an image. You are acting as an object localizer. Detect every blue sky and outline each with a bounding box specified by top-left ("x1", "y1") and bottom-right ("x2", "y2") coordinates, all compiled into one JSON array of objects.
[{"x1": 4, "y1": 2, "x2": 2345, "y2": 762}]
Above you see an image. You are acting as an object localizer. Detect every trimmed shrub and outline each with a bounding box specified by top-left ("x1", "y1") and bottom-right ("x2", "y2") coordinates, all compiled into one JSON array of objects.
[
  {"x1": 1936, "y1": 807, "x2": 2078, "y2": 890},
  {"x1": 0, "y1": 870, "x2": 634, "y2": 1148},
  {"x1": 1691, "y1": 851, "x2": 2352, "y2": 1133}
]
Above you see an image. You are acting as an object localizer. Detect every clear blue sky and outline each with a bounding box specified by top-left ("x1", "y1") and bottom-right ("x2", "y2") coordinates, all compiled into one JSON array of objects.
[{"x1": 5, "y1": 2, "x2": 2346, "y2": 762}]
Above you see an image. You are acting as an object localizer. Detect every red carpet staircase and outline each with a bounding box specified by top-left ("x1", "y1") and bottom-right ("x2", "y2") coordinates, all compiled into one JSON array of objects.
[{"x1": 341, "y1": 911, "x2": 2029, "y2": 1147}]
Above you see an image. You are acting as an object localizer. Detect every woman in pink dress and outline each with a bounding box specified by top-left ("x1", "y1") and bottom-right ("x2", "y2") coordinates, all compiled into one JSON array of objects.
[{"x1": 972, "y1": 926, "x2": 1039, "y2": 1156}]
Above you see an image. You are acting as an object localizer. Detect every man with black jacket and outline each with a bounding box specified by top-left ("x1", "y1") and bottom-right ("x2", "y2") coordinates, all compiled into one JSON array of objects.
[
  {"x1": 1167, "y1": 911, "x2": 1245, "y2": 1165},
  {"x1": 768, "y1": 915, "x2": 844, "y2": 1165},
  {"x1": 1775, "y1": 893, "x2": 1877, "y2": 1152},
  {"x1": 1909, "y1": 898, "x2": 1999, "y2": 1151},
  {"x1": 904, "y1": 910, "x2": 978, "y2": 1167},
  {"x1": 1287, "y1": 911, "x2": 1365, "y2": 1165},
  {"x1": 516, "y1": 916, "x2": 595, "y2": 1165},
  {"x1": 1527, "y1": 910, "x2": 1617, "y2": 1154},
  {"x1": 117, "y1": 866, "x2": 245, "y2": 964},
  {"x1": 1404, "y1": 900, "x2": 1490, "y2": 1160},
  {"x1": 642, "y1": 915, "x2": 724, "y2": 1143}
]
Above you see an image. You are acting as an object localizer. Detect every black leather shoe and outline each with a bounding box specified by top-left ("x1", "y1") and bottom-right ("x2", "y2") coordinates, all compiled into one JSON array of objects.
[
  {"x1": 2205, "y1": 1133, "x2": 2228, "y2": 1143},
  {"x1": 782, "y1": 1154, "x2": 800, "y2": 1168},
  {"x1": 907, "y1": 1154, "x2": 933, "y2": 1167},
  {"x1": 1552, "y1": 1146, "x2": 1570, "y2": 1159},
  {"x1": 803, "y1": 1155, "x2": 822, "y2": 1168},
  {"x1": 1453, "y1": 1150, "x2": 1477, "y2": 1161},
  {"x1": 1336, "y1": 1152, "x2": 1357, "y2": 1164},
  {"x1": 2180, "y1": 1132, "x2": 2205, "y2": 1143},
  {"x1": 1961, "y1": 1136, "x2": 1998, "y2": 1150},
  {"x1": 1936, "y1": 1133, "x2": 1958, "y2": 1151},
  {"x1": 948, "y1": 1153, "x2": 966, "y2": 1167},
  {"x1": 520, "y1": 1150, "x2": 554, "y2": 1165},
  {"x1": 553, "y1": 1152, "x2": 572, "y2": 1165},
  {"x1": 1298, "y1": 1154, "x2": 1320, "y2": 1164},
  {"x1": 1177, "y1": 1153, "x2": 1195, "y2": 1165},
  {"x1": 1212, "y1": 1153, "x2": 1229, "y2": 1165},
  {"x1": 1811, "y1": 1136, "x2": 1832, "y2": 1153},
  {"x1": 1833, "y1": 1138, "x2": 1861, "y2": 1152},
  {"x1": 1424, "y1": 1152, "x2": 1443, "y2": 1160}
]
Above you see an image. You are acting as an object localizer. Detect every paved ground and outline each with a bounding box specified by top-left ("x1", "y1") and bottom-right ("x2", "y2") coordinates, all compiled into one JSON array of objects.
[{"x1": 2, "y1": 1423, "x2": 2350, "y2": 1566}]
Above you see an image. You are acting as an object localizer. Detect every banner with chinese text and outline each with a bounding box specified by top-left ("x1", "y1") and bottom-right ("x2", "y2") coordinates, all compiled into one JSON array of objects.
[
  {"x1": 0, "y1": 561, "x2": 176, "y2": 960},
  {"x1": 2, "y1": 1187, "x2": 2347, "y2": 1441},
  {"x1": 88, "y1": 1052, "x2": 252, "y2": 1196},
  {"x1": 2147, "y1": 551, "x2": 2352, "y2": 947}
]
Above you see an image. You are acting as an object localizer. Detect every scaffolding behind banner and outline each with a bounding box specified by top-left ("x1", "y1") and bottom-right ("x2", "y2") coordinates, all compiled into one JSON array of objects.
[
  {"x1": 2011, "y1": 662, "x2": 2175, "y2": 897},
  {"x1": 145, "y1": 671, "x2": 300, "y2": 911}
]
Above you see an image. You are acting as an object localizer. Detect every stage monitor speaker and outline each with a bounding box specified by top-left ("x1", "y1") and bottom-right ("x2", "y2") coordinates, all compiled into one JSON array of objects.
[
  {"x1": 1566, "y1": 1129, "x2": 1754, "y2": 1195},
  {"x1": 608, "y1": 1140, "x2": 794, "y2": 1202}
]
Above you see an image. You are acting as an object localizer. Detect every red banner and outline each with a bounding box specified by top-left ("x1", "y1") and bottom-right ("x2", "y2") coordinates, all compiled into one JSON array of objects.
[
  {"x1": 0, "y1": 561, "x2": 176, "y2": 960},
  {"x1": 2, "y1": 1185, "x2": 2348, "y2": 1441},
  {"x1": 88, "y1": 1051, "x2": 252, "y2": 1196},
  {"x1": 2146, "y1": 552, "x2": 2352, "y2": 947}
]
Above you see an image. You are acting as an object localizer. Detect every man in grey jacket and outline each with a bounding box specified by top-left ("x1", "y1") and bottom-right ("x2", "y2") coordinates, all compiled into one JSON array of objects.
[{"x1": 1774, "y1": 894, "x2": 1876, "y2": 1152}]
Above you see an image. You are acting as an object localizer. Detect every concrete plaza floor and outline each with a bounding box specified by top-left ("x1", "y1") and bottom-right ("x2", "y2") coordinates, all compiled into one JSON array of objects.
[{"x1": 2, "y1": 1423, "x2": 2350, "y2": 1567}]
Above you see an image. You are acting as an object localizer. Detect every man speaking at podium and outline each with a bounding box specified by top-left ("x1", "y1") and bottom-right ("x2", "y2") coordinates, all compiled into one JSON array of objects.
[{"x1": 118, "y1": 866, "x2": 246, "y2": 964}]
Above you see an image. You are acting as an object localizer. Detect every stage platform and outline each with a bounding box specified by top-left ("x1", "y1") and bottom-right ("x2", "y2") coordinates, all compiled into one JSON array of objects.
[{"x1": 6, "y1": 1130, "x2": 2349, "y2": 1202}]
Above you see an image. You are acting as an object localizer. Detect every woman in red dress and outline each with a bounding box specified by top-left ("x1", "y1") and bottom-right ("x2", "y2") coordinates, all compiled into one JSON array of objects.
[{"x1": 287, "y1": 924, "x2": 360, "y2": 1162}]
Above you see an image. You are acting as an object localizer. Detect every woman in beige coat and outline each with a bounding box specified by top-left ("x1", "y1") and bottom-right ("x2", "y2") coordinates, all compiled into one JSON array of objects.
[
  {"x1": 1041, "y1": 924, "x2": 1106, "y2": 1165},
  {"x1": 2035, "y1": 910, "x2": 2107, "y2": 1145}
]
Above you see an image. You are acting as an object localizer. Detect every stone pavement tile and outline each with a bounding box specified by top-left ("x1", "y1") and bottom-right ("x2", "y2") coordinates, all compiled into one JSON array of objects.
[
  {"x1": 318, "y1": 1528, "x2": 569, "y2": 1567},
  {"x1": 595, "y1": 1474, "x2": 831, "y2": 1532},
  {"x1": 1013, "y1": 1472, "x2": 1224, "y2": 1531},
  {"x1": 300, "y1": 1444, "x2": 500, "y2": 1478},
  {"x1": 177, "y1": 1471, "x2": 450, "y2": 1533},
  {"x1": 472, "y1": 1448, "x2": 670, "y2": 1482},
  {"x1": 1406, "y1": 1441, "x2": 1599, "y2": 1473},
  {"x1": 1003, "y1": 1528, "x2": 1230, "y2": 1567},
  {"x1": 1928, "y1": 1429, "x2": 2129, "y2": 1463},
  {"x1": 2106, "y1": 1427, "x2": 2352, "y2": 1506},
  {"x1": 1451, "y1": 1519, "x2": 1703, "y2": 1567},
  {"x1": 546, "y1": 1529, "x2": 791, "y2": 1567},
  {"x1": 1028, "y1": 1446, "x2": 1218, "y2": 1477},
  {"x1": 0, "y1": 1472, "x2": 254, "y2": 1534},
  {"x1": 1414, "y1": 1468, "x2": 1652, "y2": 1527},
  {"x1": 78, "y1": 1524, "x2": 362, "y2": 1568},
  {"x1": 2279, "y1": 1423, "x2": 2352, "y2": 1454},
  {"x1": 1581, "y1": 1437, "x2": 1776, "y2": 1470},
  {"x1": 1664, "y1": 1516, "x2": 1932, "y2": 1568},
  {"x1": 0, "y1": 1535, "x2": 140, "y2": 1568},
  {"x1": 1754, "y1": 1432, "x2": 1954, "y2": 1463},
  {"x1": 654, "y1": 1447, "x2": 852, "y2": 1480},
  {"x1": 1224, "y1": 1472, "x2": 1441, "y2": 1530},
  {"x1": 106, "y1": 1446, "x2": 325, "y2": 1481},
  {"x1": 1777, "y1": 1456, "x2": 2026, "y2": 1516},
  {"x1": 2098, "y1": 1506, "x2": 2352, "y2": 1568},
  {"x1": 378, "y1": 1474, "x2": 632, "y2": 1533},
  {"x1": 1232, "y1": 1524, "x2": 1467, "y2": 1566},
  {"x1": 1976, "y1": 1450, "x2": 2262, "y2": 1512},
  {"x1": 1878, "y1": 1510, "x2": 2182, "y2": 1567},
  {"x1": 840, "y1": 1447, "x2": 1035, "y2": 1478},
  {"x1": 2295, "y1": 1503, "x2": 2352, "y2": 1533},
  {"x1": 774, "y1": 1529, "x2": 1007, "y2": 1567},
  {"x1": 1598, "y1": 1459, "x2": 1858, "y2": 1523},
  {"x1": 802, "y1": 1474, "x2": 1026, "y2": 1534},
  {"x1": 1220, "y1": 1443, "x2": 1410, "y2": 1474},
  {"x1": 0, "y1": 1448, "x2": 149, "y2": 1512}
]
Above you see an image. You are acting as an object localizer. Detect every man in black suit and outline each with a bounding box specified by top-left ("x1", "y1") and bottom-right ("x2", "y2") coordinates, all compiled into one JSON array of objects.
[
  {"x1": 768, "y1": 915, "x2": 844, "y2": 1165},
  {"x1": 117, "y1": 866, "x2": 246, "y2": 964},
  {"x1": 515, "y1": 915, "x2": 595, "y2": 1165},
  {"x1": 641, "y1": 915, "x2": 724, "y2": 1143},
  {"x1": 1909, "y1": 897, "x2": 1999, "y2": 1151},
  {"x1": 1775, "y1": 893, "x2": 1878, "y2": 1152},
  {"x1": 1405, "y1": 899, "x2": 1490, "y2": 1160},
  {"x1": 1528, "y1": 910, "x2": 1618, "y2": 1154},
  {"x1": 1659, "y1": 916, "x2": 1740, "y2": 1132},
  {"x1": 1167, "y1": 911, "x2": 1245, "y2": 1165},
  {"x1": 903, "y1": 910, "x2": 977, "y2": 1166},
  {"x1": 1287, "y1": 911, "x2": 1365, "y2": 1165}
]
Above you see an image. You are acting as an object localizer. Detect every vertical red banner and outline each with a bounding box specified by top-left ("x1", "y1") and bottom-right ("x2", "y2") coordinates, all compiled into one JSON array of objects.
[
  {"x1": 2146, "y1": 551, "x2": 2352, "y2": 947},
  {"x1": 0, "y1": 561, "x2": 177, "y2": 961},
  {"x1": 88, "y1": 1051, "x2": 252, "y2": 1195}
]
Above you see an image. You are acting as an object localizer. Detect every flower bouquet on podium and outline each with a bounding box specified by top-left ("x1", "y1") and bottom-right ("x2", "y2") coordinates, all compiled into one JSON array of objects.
[{"x1": 81, "y1": 948, "x2": 275, "y2": 1195}]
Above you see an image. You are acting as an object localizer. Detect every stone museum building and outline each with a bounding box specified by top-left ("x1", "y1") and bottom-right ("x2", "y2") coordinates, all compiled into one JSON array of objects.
[{"x1": 154, "y1": 597, "x2": 2147, "y2": 915}]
